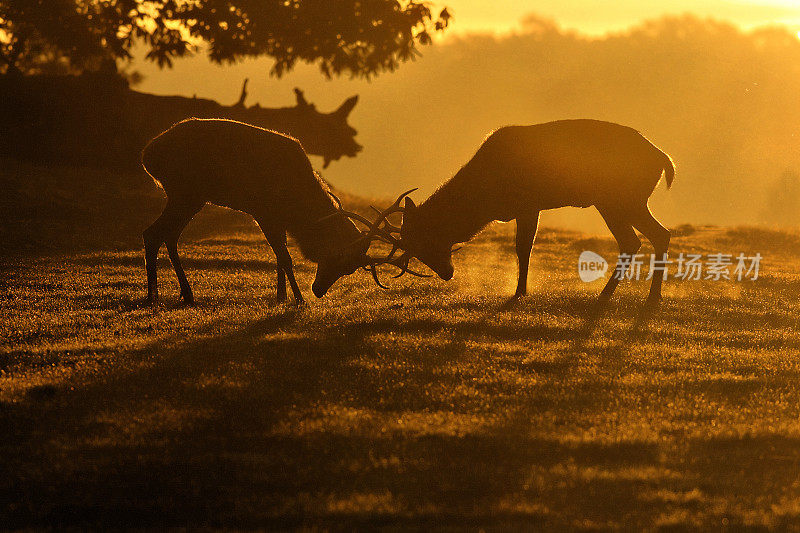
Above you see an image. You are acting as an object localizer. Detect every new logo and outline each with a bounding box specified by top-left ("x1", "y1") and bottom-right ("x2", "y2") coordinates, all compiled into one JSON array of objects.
[{"x1": 578, "y1": 251, "x2": 608, "y2": 282}]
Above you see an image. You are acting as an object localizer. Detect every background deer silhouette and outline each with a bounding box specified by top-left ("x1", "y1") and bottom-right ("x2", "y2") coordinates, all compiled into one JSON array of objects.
[
  {"x1": 378, "y1": 120, "x2": 675, "y2": 306},
  {"x1": 141, "y1": 118, "x2": 394, "y2": 305}
]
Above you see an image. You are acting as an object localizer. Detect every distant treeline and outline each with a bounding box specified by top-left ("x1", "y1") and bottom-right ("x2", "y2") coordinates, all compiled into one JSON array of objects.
[
  {"x1": 239, "y1": 14, "x2": 799, "y2": 227},
  {"x1": 7, "y1": 14, "x2": 800, "y2": 228}
]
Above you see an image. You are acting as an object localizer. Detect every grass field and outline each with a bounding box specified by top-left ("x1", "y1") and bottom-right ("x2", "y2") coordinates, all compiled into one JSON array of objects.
[{"x1": 4, "y1": 199, "x2": 800, "y2": 529}]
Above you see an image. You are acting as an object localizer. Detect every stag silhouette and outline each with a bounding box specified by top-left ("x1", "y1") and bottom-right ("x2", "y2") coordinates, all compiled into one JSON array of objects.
[
  {"x1": 368, "y1": 120, "x2": 675, "y2": 306},
  {"x1": 141, "y1": 118, "x2": 412, "y2": 305}
]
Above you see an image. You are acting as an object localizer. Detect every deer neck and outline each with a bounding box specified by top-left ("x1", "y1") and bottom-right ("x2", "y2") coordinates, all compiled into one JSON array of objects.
[
  {"x1": 289, "y1": 197, "x2": 361, "y2": 262},
  {"x1": 420, "y1": 167, "x2": 495, "y2": 244}
]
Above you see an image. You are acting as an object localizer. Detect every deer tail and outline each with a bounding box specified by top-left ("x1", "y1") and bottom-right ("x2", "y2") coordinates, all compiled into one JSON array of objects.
[{"x1": 658, "y1": 148, "x2": 675, "y2": 189}]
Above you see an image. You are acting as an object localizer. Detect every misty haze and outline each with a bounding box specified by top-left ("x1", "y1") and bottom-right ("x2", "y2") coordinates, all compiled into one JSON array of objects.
[
  {"x1": 4, "y1": 1, "x2": 800, "y2": 530},
  {"x1": 137, "y1": 14, "x2": 800, "y2": 231}
]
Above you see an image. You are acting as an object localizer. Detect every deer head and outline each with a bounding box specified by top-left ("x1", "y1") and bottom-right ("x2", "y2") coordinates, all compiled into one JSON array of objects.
[
  {"x1": 311, "y1": 190, "x2": 431, "y2": 297},
  {"x1": 396, "y1": 197, "x2": 457, "y2": 281},
  {"x1": 311, "y1": 237, "x2": 370, "y2": 298},
  {"x1": 335, "y1": 191, "x2": 461, "y2": 283}
]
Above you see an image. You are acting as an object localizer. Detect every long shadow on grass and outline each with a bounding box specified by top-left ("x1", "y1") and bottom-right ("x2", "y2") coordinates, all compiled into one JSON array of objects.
[
  {"x1": 74, "y1": 252, "x2": 314, "y2": 274},
  {"x1": 5, "y1": 282, "x2": 795, "y2": 528},
  {"x1": 0, "y1": 302, "x2": 688, "y2": 529}
]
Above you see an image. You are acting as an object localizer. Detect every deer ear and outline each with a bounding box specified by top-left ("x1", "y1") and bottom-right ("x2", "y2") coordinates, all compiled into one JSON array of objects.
[
  {"x1": 335, "y1": 95, "x2": 358, "y2": 118},
  {"x1": 404, "y1": 197, "x2": 417, "y2": 210}
]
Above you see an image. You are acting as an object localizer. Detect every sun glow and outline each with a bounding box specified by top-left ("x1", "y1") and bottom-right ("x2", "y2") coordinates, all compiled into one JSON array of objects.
[{"x1": 441, "y1": 0, "x2": 800, "y2": 37}]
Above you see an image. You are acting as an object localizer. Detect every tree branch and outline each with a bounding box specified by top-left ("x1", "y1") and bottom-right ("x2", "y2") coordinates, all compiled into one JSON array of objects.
[{"x1": 235, "y1": 78, "x2": 248, "y2": 107}]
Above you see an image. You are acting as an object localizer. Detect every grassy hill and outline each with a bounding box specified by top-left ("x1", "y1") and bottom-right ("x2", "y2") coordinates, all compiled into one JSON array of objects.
[{"x1": 3, "y1": 161, "x2": 800, "y2": 527}]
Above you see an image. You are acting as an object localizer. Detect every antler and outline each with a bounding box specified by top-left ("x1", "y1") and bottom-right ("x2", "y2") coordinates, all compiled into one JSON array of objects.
[
  {"x1": 317, "y1": 188, "x2": 431, "y2": 288},
  {"x1": 320, "y1": 191, "x2": 389, "y2": 238},
  {"x1": 369, "y1": 206, "x2": 401, "y2": 234},
  {"x1": 360, "y1": 251, "x2": 430, "y2": 290},
  {"x1": 380, "y1": 251, "x2": 431, "y2": 279},
  {"x1": 366, "y1": 188, "x2": 417, "y2": 237},
  {"x1": 319, "y1": 189, "x2": 416, "y2": 247},
  {"x1": 362, "y1": 259, "x2": 389, "y2": 289},
  {"x1": 360, "y1": 188, "x2": 436, "y2": 282}
]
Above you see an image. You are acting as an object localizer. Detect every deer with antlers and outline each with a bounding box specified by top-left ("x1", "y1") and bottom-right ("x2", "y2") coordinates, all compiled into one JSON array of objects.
[
  {"x1": 363, "y1": 120, "x2": 676, "y2": 306},
  {"x1": 141, "y1": 118, "x2": 419, "y2": 305}
]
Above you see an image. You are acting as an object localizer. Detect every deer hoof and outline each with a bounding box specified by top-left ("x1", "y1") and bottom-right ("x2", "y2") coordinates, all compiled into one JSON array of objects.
[
  {"x1": 645, "y1": 295, "x2": 662, "y2": 308},
  {"x1": 180, "y1": 290, "x2": 195, "y2": 306},
  {"x1": 592, "y1": 295, "x2": 612, "y2": 314},
  {"x1": 500, "y1": 296, "x2": 521, "y2": 310}
]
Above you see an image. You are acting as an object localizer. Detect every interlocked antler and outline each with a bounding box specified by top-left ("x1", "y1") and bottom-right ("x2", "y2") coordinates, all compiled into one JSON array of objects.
[
  {"x1": 370, "y1": 206, "x2": 401, "y2": 234},
  {"x1": 362, "y1": 188, "x2": 434, "y2": 280},
  {"x1": 318, "y1": 188, "x2": 431, "y2": 287},
  {"x1": 321, "y1": 191, "x2": 399, "y2": 249},
  {"x1": 382, "y1": 251, "x2": 430, "y2": 279},
  {"x1": 365, "y1": 188, "x2": 417, "y2": 236}
]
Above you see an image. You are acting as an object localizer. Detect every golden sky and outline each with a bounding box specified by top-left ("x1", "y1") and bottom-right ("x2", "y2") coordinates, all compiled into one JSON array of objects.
[
  {"x1": 444, "y1": 0, "x2": 800, "y2": 35},
  {"x1": 134, "y1": 0, "x2": 800, "y2": 225}
]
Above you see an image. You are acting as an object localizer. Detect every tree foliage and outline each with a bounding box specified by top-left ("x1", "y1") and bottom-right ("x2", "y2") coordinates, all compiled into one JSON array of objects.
[{"x1": 0, "y1": 0, "x2": 451, "y2": 77}]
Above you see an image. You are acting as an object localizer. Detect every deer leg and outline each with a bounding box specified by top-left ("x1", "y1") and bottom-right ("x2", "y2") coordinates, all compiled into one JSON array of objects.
[
  {"x1": 143, "y1": 200, "x2": 202, "y2": 304},
  {"x1": 164, "y1": 204, "x2": 202, "y2": 304},
  {"x1": 631, "y1": 205, "x2": 671, "y2": 306},
  {"x1": 273, "y1": 233, "x2": 288, "y2": 303},
  {"x1": 514, "y1": 212, "x2": 540, "y2": 297},
  {"x1": 597, "y1": 209, "x2": 641, "y2": 304},
  {"x1": 142, "y1": 208, "x2": 170, "y2": 303},
  {"x1": 143, "y1": 235, "x2": 161, "y2": 303},
  {"x1": 165, "y1": 241, "x2": 193, "y2": 304},
  {"x1": 277, "y1": 266, "x2": 287, "y2": 303},
  {"x1": 264, "y1": 231, "x2": 304, "y2": 305}
]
